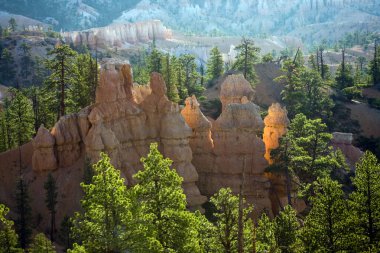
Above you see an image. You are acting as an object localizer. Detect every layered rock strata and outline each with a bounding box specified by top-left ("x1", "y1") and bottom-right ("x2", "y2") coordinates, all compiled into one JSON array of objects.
[
  {"x1": 62, "y1": 20, "x2": 172, "y2": 49},
  {"x1": 31, "y1": 63, "x2": 206, "y2": 209},
  {"x1": 182, "y1": 75, "x2": 273, "y2": 217}
]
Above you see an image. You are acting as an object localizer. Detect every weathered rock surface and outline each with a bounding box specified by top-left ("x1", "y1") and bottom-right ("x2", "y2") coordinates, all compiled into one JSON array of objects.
[
  {"x1": 332, "y1": 132, "x2": 363, "y2": 169},
  {"x1": 219, "y1": 74, "x2": 255, "y2": 110},
  {"x1": 182, "y1": 75, "x2": 274, "y2": 217},
  {"x1": 32, "y1": 125, "x2": 57, "y2": 172},
  {"x1": 263, "y1": 103, "x2": 289, "y2": 164},
  {"x1": 62, "y1": 20, "x2": 172, "y2": 49}
]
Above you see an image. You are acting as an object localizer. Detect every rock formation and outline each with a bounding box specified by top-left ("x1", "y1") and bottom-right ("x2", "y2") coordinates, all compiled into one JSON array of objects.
[
  {"x1": 263, "y1": 103, "x2": 290, "y2": 164},
  {"x1": 332, "y1": 132, "x2": 363, "y2": 169},
  {"x1": 32, "y1": 125, "x2": 57, "y2": 172},
  {"x1": 182, "y1": 75, "x2": 273, "y2": 217},
  {"x1": 62, "y1": 20, "x2": 172, "y2": 49},
  {"x1": 30, "y1": 63, "x2": 206, "y2": 211}
]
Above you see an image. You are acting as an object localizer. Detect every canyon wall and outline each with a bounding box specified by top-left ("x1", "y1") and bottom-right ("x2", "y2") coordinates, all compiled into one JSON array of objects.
[{"x1": 62, "y1": 20, "x2": 172, "y2": 49}]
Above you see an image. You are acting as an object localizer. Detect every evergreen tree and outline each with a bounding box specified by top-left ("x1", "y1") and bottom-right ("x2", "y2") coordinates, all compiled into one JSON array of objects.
[
  {"x1": 0, "y1": 48, "x2": 15, "y2": 84},
  {"x1": 44, "y1": 173, "x2": 58, "y2": 242},
  {"x1": 59, "y1": 215, "x2": 73, "y2": 251},
  {"x1": 148, "y1": 46, "x2": 163, "y2": 74},
  {"x1": 335, "y1": 48, "x2": 354, "y2": 90},
  {"x1": 278, "y1": 59, "x2": 333, "y2": 121},
  {"x1": 349, "y1": 151, "x2": 380, "y2": 251},
  {"x1": 0, "y1": 204, "x2": 22, "y2": 253},
  {"x1": 370, "y1": 41, "x2": 380, "y2": 86},
  {"x1": 195, "y1": 211, "x2": 222, "y2": 253},
  {"x1": 19, "y1": 43, "x2": 33, "y2": 82},
  {"x1": 134, "y1": 142, "x2": 201, "y2": 252},
  {"x1": 8, "y1": 88, "x2": 35, "y2": 147},
  {"x1": 210, "y1": 188, "x2": 254, "y2": 253},
  {"x1": 179, "y1": 54, "x2": 204, "y2": 100},
  {"x1": 301, "y1": 177, "x2": 349, "y2": 252},
  {"x1": 45, "y1": 44, "x2": 78, "y2": 119},
  {"x1": 232, "y1": 37, "x2": 260, "y2": 86},
  {"x1": 8, "y1": 18, "x2": 17, "y2": 32},
  {"x1": 162, "y1": 53, "x2": 180, "y2": 103},
  {"x1": 69, "y1": 53, "x2": 98, "y2": 113},
  {"x1": 206, "y1": 47, "x2": 224, "y2": 87},
  {"x1": 72, "y1": 152, "x2": 142, "y2": 252},
  {"x1": 262, "y1": 53, "x2": 274, "y2": 63},
  {"x1": 256, "y1": 213, "x2": 278, "y2": 253},
  {"x1": 274, "y1": 205, "x2": 299, "y2": 252},
  {"x1": 15, "y1": 177, "x2": 32, "y2": 249},
  {"x1": 28, "y1": 233, "x2": 56, "y2": 253}
]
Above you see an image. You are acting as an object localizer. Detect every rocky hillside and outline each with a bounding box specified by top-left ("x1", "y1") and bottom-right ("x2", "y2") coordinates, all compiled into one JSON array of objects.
[{"x1": 116, "y1": 0, "x2": 380, "y2": 43}]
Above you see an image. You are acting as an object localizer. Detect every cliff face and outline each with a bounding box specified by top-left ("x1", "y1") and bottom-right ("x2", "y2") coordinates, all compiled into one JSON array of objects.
[
  {"x1": 182, "y1": 75, "x2": 277, "y2": 217},
  {"x1": 62, "y1": 20, "x2": 172, "y2": 48}
]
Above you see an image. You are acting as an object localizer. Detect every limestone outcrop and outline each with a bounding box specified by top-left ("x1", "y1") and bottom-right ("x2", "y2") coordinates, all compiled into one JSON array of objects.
[
  {"x1": 62, "y1": 20, "x2": 172, "y2": 49},
  {"x1": 182, "y1": 75, "x2": 273, "y2": 217}
]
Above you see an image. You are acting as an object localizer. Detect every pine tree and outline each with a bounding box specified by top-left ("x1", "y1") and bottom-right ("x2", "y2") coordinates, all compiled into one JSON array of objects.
[
  {"x1": 210, "y1": 188, "x2": 254, "y2": 253},
  {"x1": 148, "y1": 46, "x2": 163, "y2": 74},
  {"x1": 72, "y1": 152, "x2": 142, "y2": 252},
  {"x1": 28, "y1": 233, "x2": 56, "y2": 253},
  {"x1": 8, "y1": 18, "x2": 17, "y2": 32},
  {"x1": 44, "y1": 173, "x2": 58, "y2": 242},
  {"x1": 19, "y1": 43, "x2": 32, "y2": 82},
  {"x1": 349, "y1": 151, "x2": 380, "y2": 251},
  {"x1": 274, "y1": 205, "x2": 299, "y2": 252},
  {"x1": 256, "y1": 213, "x2": 278, "y2": 253},
  {"x1": 0, "y1": 204, "x2": 22, "y2": 253},
  {"x1": 45, "y1": 44, "x2": 78, "y2": 119},
  {"x1": 69, "y1": 53, "x2": 97, "y2": 113},
  {"x1": 59, "y1": 215, "x2": 73, "y2": 251},
  {"x1": 301, "y1": 177, "x2": 349, "y2": 252},
  {"x1": 134, "y1": 142, "x2": 201, "y2": 252},
  {"x1": 206, "y1": 46, "x2": 224, "y2": 87},
  {"x1": 162, "y1": 53, "x2": 180, "y2": 103},
  {"x1": 15, "y1": 177, "x2": 32, "y2": 249},
  {"x1": 335, "y1": 48, "x2": 354, "y2": 90},
  {"x1": 179, "y1": 54, "x2": 204, "y2": 100},
  {"x1": 0, "y1": 48, "x2": 15, "y2": 84},
  {"x1": 8, "y1": 88, "x2": 35, "y2": 147},
  {"x1": 370, "y1": 41, "x2": 380, "y2": 86},
  {"x1": 232, "y1": 37, "x2": 260, "y2": 86}
]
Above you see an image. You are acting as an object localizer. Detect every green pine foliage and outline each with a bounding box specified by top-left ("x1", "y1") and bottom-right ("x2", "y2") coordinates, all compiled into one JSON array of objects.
[
  {"x1": 71, "y1": 152, "x2": 144, "y2": 253},
  {"x1": 44, "y1": 173, "x2": 58, "y2": 242},
  {"x1": 273, "y1": 205, "x2": 299, "y2": 252},
  {"x1": 7, "y1": 88, "x2": 35, "y2": 147},
  {"x1": 256, "y1": 213, "x2": 278, "y2": 253},
  {"x1": 232, "y1": 37, "x2": 260, "y2": 86},
  {"x1": 209, "y1": 187, "x2": 254, "y2": 252},
  {"x1": 134, "y1": 142, "x2": 201, "y2": 252},
  {"x1": 28, "y1": 233, "x2": 56, "y2": 253},
  {"x1": 301, "y1": 177, "x2": 350, "y2": 252},
  {"x1": 349, "y1": 151, "x2": 380, "y2": 251},
  {"x1": 44, "y1": 44, "x2": 79, "y2": 119},
  {"x1": 277, "y1": 56, "x2": 333, "y2": 121},
  {"x1": 0, "y1": 204, "x2": 22, "y2": 253},
  {"x1": 206, "y1": 47, "x2": 224, "y2": 87},
  {"x1": 15, "y1": 177, "x2": 32, "y2": 249}
]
